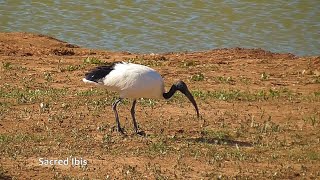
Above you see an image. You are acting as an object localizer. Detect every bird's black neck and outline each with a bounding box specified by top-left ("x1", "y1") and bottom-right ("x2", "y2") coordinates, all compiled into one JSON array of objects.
[
  {"x1": 162, "y1": 80, "x2": 199, "y2": 117},
  {"x1": 163, "y1": 81, "x2": 188, "y2": 99},
  {"x1": 163, "y1": 84, "x2": 178, "y2": 99}
]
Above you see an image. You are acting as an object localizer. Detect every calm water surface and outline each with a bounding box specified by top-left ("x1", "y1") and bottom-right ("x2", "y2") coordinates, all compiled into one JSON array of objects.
[{"x1": 1, "y1": 1, "x2": 319, "y2": 56}]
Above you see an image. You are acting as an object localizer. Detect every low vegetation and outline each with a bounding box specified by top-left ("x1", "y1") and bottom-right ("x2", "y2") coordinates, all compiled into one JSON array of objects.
[{"x1": 0, "y1": 33, "x2": 319, "y2": 179}]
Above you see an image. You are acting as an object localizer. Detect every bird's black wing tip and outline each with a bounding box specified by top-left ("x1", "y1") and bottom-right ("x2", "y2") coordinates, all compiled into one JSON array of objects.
[{"x1": 84, "y1": 63, "x2": 117, "y2": 82}]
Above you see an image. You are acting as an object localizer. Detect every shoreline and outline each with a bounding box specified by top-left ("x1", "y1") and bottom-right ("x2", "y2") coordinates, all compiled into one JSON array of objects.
[
  {"x1": 1, "y1": 32, "x2": 318, "y2": 58},
  {"x1": 1, "y1": 32, "x2": 319, "y2": 179}
]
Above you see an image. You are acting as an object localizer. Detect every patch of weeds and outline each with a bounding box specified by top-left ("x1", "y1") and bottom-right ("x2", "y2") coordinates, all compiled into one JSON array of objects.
[
  {"x1": 269, "y1": 89, "x2": 280, "y2": 98},
  {"x1": 17, "y1": 107, "x2": 33, "y2": 119},
  {"x1": 261, "y1": 72, "x2": 269, "y2": 81},
  {"x1": 0, "y1": 87, "x2": 67, "y2": 104},
  {"x1": 207, "y1": 148, "x2": 225, "y2": 164},
  {"x1": 16, "y1": 65, "x2": 28, "y2": 71},
  {"x1": 83, "y1": 57, "x2": 105, "y2": 65},
  {"x1": 0, "y1": 87, "x2": 68, "y2": 104},
  {"x1": 259, "y1": 118, "x2": 281, "y2": 133},
  {"x1": 149, "y1": 140, "x2": 169, "y2": 155},
  {"x1": 76, "y1": 89, "x2": 108, "y2": 96},
  {"x1": 313, "y1": 76, "x2": 320, "y2": 84},
  {"x1": 146, "y1": 163, "x2": 169, "y2": 180},
  {"x1": 269, "y1": 88, "x2": 294, "y2": 100},
  {"x1": 127, "y1": 57, "x2": 139, "y2": 64},
  {"x1": 60, "y1": 64, "x2": 84, "y2": 72},
  {"x1": 257, "y1": 90, "x2": 268, "y2": 100},
  {"x1": 0, "y1": 133, "x2": 46, "y2": 144},
  {"x1": 303, "y1": 114, "x2": 319, "y2": 127},
  {"x1": 190, "y1": 90, "x2": 207, "y2": 99},
  {"x1": 201, "y1": 129, "x2": 232, "y2": 140},
  {"x1": 214, "y1": 76, "x2": 235, "y2": 84},
  {"x1": 70, "y1": 128, "x2": 91, "y2": 142},
  {"x1": 249, "y1": 116, "x2": 282, "y2": 135},
  {"x1": 102, "y1": 134, "x2": 113, "y2": 144},
  {"x1": 48, "y1": 111, "x2": 69, "y2": 124},
  {"x1": 139, "y1": 98, "x2": 158, "y2": 108},
  {"x1": 52, "y1": 48, "x2": 75, "y2": 56},
  {"x1": 173, "y1": 161, "x2": 193, "y2": 174},
  {"x1": 189, "y1": 148, "x2": 202, "y2": 159},
  {"x1": 85, "y1": 96, "x2": 127, "y2": 114},
  {"x1": 66, "y1": 65, "x2": 79, "y2": 71},
  {"x1": 97, "y1": 124, "x2": 109, "y2": 132},
  {"x1": 270, "y1": 153, "x2": 281, "y2": 161},
  {"x1": 239, "y1": 76, "x2": 251, "y2": 85},
  {"x1": 174, "y1": 89, "x2": 245, "y2": 102},
  {"x1": 39, "y1": 102, "x2": 50, "y2": 113},
  {"x1": 191, "y1": 73, "x2": 205, "y2": 81},
  {"x1": 182, "y1": 60, "x2": 196, "y2": 67},
  {"x1": 121, "y1": 164, "x2": 142, "y2": 178},
  {"x1": 86, "y1": 98, "x2": 112, "y2": 110},
  {"x1": 208, "y1": 147, "x2": 248, "y2": 163},
  {"x1": 306, "y1": 151, "x2": 320, "y2": 160},
  {"x1": 21, "y1": 76, "x2": 35, "y2": 87},
  {"x1": 271, "y1": 88, "x2": 294, "y2": 100},
  {"x1": 0, "y1": 134, "x2": 11, "y2": 144},
  {"x1": 2, "y1": 62, "x2": 12, "y2": 70},
  {"x1": 151, "y1": 55, "x2": 167, "y2": 61},
  {"x1": 228, "y1": 149, "x2": 248, "y2": 162},
  {"x1": 289, "y1": 149, "x2": 320, "y2": 162},
  {"x1": 190, "y1": 88, "x2": 297, "y2": 102},
  {"x1": 127, "y1": 57, "x2": 163, "y2": 67},
  {"x1": 2, "y1": 62, "x2": 27, "y2": 71},
  {"x1": 0, "y1": 102, "x2": 10, "y2": 118},
  {"x1": 61, "y1": 102, "x2": 71, "y2": 110},
  {"x1": 76, "y1": 88, "x2": 101, "y2": 96},
  {"x1": 203, "y1": 171, "x2": 221, "y2": 179},
  {"x1": 211, "y1": 90, "x2": 251, "y2": 101},
  {"x1": 44, "y1": 72, "x2": 53, "y2": 82}
]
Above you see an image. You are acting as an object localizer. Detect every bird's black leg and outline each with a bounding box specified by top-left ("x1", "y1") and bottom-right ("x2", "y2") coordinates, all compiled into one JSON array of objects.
[
  {"x1": 131, "y1": 99, "x2": 145, "y2": 136},
  {"x1": 131, "y1": 99, "x2": 138, "y2": 133},
  {"x1": 112, "y1": 98, "x2": 124, "y2": 134}
]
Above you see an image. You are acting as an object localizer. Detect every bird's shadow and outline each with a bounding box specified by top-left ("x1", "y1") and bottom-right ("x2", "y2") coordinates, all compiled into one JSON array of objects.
[
  {"x1": 185, "y1": 137, "x2": 253, "y2": 147},
  {"x1": 0, "y1": 174, "x2": 12, "y2": 180}
]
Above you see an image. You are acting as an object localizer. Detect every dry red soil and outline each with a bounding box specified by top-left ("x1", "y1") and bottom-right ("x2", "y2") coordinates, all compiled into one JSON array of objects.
[{"x1": 0, "y1": 32, "x2": 319, "y2": 179}]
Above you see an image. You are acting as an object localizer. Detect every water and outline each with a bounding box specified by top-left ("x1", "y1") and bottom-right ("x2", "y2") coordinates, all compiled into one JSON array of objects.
[{"x1": 1, "y1": 1, "x2": 319, "y2": 56}]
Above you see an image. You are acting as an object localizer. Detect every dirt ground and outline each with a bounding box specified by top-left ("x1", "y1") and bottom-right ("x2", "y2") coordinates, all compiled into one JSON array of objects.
[{"x1": 0, "y1": 32, "x2": 319, "y2": 179}]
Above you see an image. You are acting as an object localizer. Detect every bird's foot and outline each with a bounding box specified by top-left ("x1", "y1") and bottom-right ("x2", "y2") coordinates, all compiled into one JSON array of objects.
[
  {"x1": 110, "y1": 125, "x2": 126, "y2": 135},
  {"x1": 118, "y1": 127, "x2": 125, "y2": 134},
  {"x1": 112, "y1": 125, "x2": 125, "y2": 135},
  {"x1": 136, "y1": 130, "x2": 146, "y2": 136}
]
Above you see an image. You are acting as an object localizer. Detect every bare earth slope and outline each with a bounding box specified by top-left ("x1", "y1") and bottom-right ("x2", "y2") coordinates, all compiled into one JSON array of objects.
[{"x1": 0, "y1": 32, "x2": 319, "y2": 179}]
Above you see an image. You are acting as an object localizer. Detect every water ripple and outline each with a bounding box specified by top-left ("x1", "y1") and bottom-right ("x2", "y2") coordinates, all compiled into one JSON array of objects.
[{"x1": 1, "y1": 1, "x2": 319, "y2": 55}]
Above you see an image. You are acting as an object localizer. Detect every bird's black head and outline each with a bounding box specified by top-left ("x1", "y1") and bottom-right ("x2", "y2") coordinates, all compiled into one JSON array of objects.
[
  {"x1": 174, "y1": 81, "x2": 187, "y2": 92},
  {"x1": 174, "y1": 81, "x2": 200, "y2": 118},
  {"x1": 163, "y1": 80, "x2": 200, "y2": 117}
]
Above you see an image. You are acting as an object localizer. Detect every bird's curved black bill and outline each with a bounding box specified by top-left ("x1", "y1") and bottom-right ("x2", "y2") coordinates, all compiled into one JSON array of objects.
[
  {"x1": 164, "y1": 80, "x2": 200, "y2": 118},
  {"x1": 181, "y1": 88, "x2": 200, "y2": 118}
]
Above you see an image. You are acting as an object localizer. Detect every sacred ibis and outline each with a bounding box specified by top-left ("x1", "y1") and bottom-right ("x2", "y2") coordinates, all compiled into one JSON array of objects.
[{"x1": 83, "y1": 62, "x2": 199, "y2": 135}]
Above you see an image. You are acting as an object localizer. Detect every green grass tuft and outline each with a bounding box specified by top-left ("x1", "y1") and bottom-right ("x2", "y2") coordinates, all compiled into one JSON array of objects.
[
  {"x1": 83, "y1": 57, "x2": 105, "y2": 65},
  {"x1": 191, "y1": 73, "x2": 205, "y2": 81},
  {"x1": 2, "y1": 62, "x2": 12, "y2": 70}
]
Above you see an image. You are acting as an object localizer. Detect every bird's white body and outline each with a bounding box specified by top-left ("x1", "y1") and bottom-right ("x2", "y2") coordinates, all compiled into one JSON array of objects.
[
  {"x1": 83, "y1": 62, "x2": 165, "y2": 99},
  {"x1": 83, "y1": 62, "x2": 199, "y2": 134}
]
